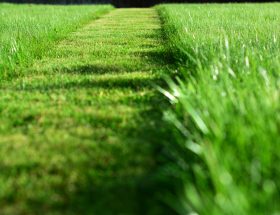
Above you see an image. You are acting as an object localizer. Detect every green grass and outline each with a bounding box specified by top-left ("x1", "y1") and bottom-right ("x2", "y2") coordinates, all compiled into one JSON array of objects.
[
  {"x1": 0, "y1": 7, "x2": 172, "y2": 214},
  {"x1": 0, "y1": 3, "x2": 113, "y2": 78},
  {"x1": 1, "y1": 3, "x2": 279, "y2": 215},
  {"x1": 157, "y1": 3, "x2": 280, "y2": 215}
]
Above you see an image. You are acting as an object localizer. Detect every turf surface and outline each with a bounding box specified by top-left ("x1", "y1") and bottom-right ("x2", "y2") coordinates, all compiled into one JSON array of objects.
[
  {"x1": 1, "y1": 3, "x2": 279, "y2": 215},
  {"x1": 0, "y1": 3, "x2": 112, "y2": 76},
  {"x1": 0, "y1": 8, "x2": 171, "y2": 215}
]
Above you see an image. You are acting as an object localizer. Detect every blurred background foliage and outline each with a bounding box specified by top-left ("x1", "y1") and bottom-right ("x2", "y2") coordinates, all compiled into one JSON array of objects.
[{"x1": 0, "y1": 0, "x2": 275, "y2": 7}]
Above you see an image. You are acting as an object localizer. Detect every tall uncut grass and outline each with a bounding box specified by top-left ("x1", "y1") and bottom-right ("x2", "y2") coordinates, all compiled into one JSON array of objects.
[
  {"x1": 0, "y1": 3, "x2": 112, "y2": 78},
  {"x1": 157, "y1": 4, "x2": 280, "y2": 215}
]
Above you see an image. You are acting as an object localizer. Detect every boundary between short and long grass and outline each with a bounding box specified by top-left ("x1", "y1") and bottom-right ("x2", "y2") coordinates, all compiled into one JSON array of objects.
[{"x1": 0, "y1": 4, "x2": 114, "y2": 79}]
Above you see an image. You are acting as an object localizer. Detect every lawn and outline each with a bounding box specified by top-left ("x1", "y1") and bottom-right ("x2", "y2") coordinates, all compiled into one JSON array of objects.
[
  {"x1": 157, "y1": 3, "x2": 280, "y2": 215},
  {"x1": 0, "y1": 5, "x2": 172, "y2": 215},
  {"x1": 0, "y1": 2, "x2": 280, "y2": 215},
  {"x1": 0, "y1": 3, "x2": 112, "y2": 77}
]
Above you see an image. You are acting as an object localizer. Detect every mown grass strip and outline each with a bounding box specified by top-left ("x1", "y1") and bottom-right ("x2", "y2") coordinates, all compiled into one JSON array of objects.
[{"x1": 0, "y1": 8, "x2": 171, "y2": 214}]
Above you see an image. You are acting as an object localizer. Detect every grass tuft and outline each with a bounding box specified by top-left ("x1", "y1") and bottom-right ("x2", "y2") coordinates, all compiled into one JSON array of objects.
[{"x1": 157, "y1": 3, "x2": 280, "y2": 215}]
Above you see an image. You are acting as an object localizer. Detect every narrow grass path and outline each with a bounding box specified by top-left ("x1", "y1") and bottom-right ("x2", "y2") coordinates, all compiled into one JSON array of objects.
[{"x1": 0, "y1": 9, "x2": 171, "y2": 214}]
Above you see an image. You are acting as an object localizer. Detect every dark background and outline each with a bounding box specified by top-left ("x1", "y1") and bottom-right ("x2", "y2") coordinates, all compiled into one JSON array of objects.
[{"x1": 0, "y1": 0, "x2": 277, "y2": 8}]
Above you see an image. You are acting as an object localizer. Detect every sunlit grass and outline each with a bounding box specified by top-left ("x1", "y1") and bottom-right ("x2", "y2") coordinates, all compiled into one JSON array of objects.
[
  {"x1": 157, "y1": 3, "x2": 280, "y2": 215},
  {"x1": 0, "y1": 3, "x2": 113, "y2": 78}
]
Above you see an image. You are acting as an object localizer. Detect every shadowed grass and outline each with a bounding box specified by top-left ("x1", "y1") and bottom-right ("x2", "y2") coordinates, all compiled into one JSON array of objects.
[{"x1": 0, "y1": 8, "x2": 173, "y2": 215}]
